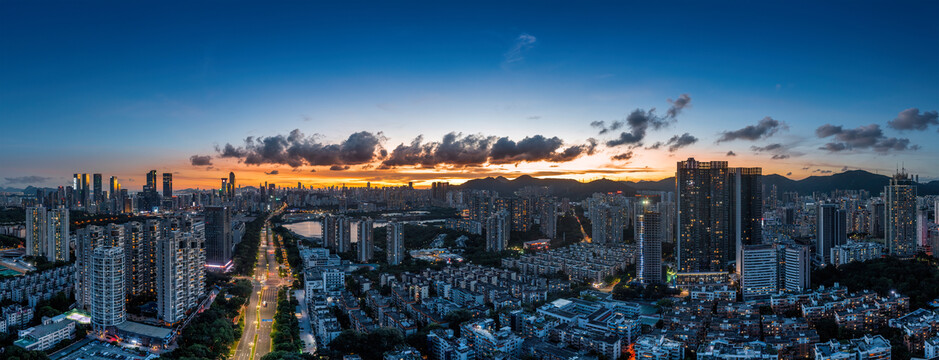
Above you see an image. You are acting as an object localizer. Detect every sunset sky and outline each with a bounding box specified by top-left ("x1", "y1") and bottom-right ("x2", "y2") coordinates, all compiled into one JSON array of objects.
[{"x1": 2, "y1": 1, "x2": 938, "y2": 190}]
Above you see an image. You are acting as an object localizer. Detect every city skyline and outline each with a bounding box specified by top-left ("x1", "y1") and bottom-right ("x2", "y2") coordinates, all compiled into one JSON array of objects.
[{"x1": 2, "y1": 1, "x2": 938, "y2": 190}]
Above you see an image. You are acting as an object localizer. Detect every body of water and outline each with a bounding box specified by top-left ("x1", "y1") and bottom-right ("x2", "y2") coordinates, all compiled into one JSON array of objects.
[{"x1": 283, "y1": 221, "x2": 322, "y2": 238}]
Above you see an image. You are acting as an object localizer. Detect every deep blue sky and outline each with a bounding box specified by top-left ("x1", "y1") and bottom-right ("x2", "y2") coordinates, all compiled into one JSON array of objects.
[{"x1": 2, "y1": 1, "x2": 938, "y2": 188}]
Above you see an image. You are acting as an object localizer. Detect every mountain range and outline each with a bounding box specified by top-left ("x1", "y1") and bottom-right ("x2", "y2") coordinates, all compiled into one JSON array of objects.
[{"x1": 459, "y1": 170, "x2": 939, "y2": 199}]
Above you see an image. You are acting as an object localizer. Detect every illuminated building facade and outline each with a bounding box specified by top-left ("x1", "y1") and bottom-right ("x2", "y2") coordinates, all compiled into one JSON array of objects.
[
  {"x1": 637, "y1": 211, "x2": 663, "y2": 284},
  {"x1": 386, "y1": 222, "x2": 405, "y2": 265},
  {"x1": 886, "y1": 172, "x2": 917, "y2": 257}
]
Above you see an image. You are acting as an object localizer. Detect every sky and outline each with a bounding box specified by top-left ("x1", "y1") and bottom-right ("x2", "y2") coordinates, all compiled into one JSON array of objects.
[{"x1": 1, "y1": 1, "x2": 938, "y2": 190}]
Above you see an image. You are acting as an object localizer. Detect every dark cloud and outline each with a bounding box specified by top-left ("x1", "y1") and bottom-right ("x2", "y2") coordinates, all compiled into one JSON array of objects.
[
  {"x1": 771, "y1": 154, "x2": 790, "y2": 160},
  {"x1": 382, "y1": 133, "x2": 595, "y2": 168},
  {"x1": 645, "y1": 142, "x2": 663, "y2": 150},
  {"x1": 726, "y1": 151, "x2": 737, "y2": 156},
  {"x1": 330, "y1": 165, "x2": 350, "y2": 171},
  {"x1": 814, "y1": 169, "x2": 833, "y2": 174},
  {"x1": 751, "y1": 143, "x2": 783, "y2": 152},
  {"x1": 605, "y1": 109, "x2": 665, "y2": 146},
  {"x1": 888, "y1": 108, "x2": 939, "y2": 131},
  {"x1": 611, "y1": 151, "x2": 634, "y2": 161},
  {"x1": 717, "y1": 117, "x2": 786, "y2": 143},
  {"x1": 4, "y1": 176, "x2": 51, "y2": 184},
  {"x1": 216, "y1": 129, "x2": 385, "y2": 167},
  {"x1": 786, "y1": 172, "x2": 792, "y2": 176},
  {"x1": 602, "y1": 95, "x2": 690, "y2": 147},
  {"x1": 189, "y1": 155, "x2": 213, "y2": 166},
  {"x1": 815, "y1": 124, "x2": 916, "y2": 153},
  {"x1": 664, "y1": 133, "x2": 698, "y2": 152},
  {"x1": 265, "y1": 170, "x2": 279, "y2": 175},
  {"x1": 666, "y1": 94, "x2": 691, "y2": 118}
]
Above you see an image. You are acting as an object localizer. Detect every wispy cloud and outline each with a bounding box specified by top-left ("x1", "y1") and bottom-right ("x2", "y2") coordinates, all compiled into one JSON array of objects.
[
  {"x1": 4, "y1": 176, "x2": 51, "y2": 185},
  {"x1": 503, "y1": 33, "x2": 536, "y2": 66}
]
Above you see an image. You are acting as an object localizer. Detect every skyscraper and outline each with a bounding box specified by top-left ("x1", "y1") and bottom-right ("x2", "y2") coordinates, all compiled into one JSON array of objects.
[
  {"x1": 336, "y1": 216, "x2": 352, "y2": 254},
  {"x1": 676, "y1": 158, "x2": 762, "y2": 274},
  {"x1": 781, "y1": 243, "x2": 811, "y2": 293},
  {"x1": 228, "y1": 172, "x2": 236, "y2": 198},
  {"x1": 386, "y1": 222, "x2": 404, "y2": 265},
  {"x1": 156, "y1": 229, "x2": 205, "y2": 324},
  {"x1": 817, "y1": 204, "x2": 847, "y2": 264},
  {"x1": 740, "y1": 244, "x2": 777, "y2": 299},
  {"x1": 162, "y1": 173, "x2": 173, "y2": 198},
  {"x1": 486, "y1": 210, "x2": 510, "y2": 252},
  {"x1": 886, "y1": 172, "x2": 918, "y2": 257},
  {"x1": 204, "y1": 206, "x2": 232, "y2": 268},
  {"x1": 637, "y1": 211, "x2": 663, "y2": 284},
  {"x1": 93, "y1": 173, "x2": 103, "y2": 204},
  {"x1": 81, "y1": 173, "x2": 90, "y2": 207},
  {"x1": 123, "y1": 221, "x2": 158, "y2": 298},
  {"x1": 357, "y1": 218, "x2": 374, "y2": 262}
]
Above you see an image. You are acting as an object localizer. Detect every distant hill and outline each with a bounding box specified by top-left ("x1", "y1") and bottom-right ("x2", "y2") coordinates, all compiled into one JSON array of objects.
[
  {"x1": 459, "y1": 175, "x2": 636, "y2": 200},
  {"x1": 460, "y1": 170, "x2": 939, "y2": 198}
]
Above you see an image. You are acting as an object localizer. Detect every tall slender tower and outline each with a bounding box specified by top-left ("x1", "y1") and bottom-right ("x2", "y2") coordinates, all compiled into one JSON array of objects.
[
  {"x1": 485, "y1": 210, "x2": 510, "y2": 252},
  {"x1": 228, "y1": 172, "x2": 236, "y2": 198},
  {"x1": 162, "y1": 173, "x2": 173, "y2": 198},
  {"x1": 386, "y1": 222, "x2": 404, "y2": 265},
  {"x1": 93, "y1": 174, "x2": 103, "y2": 204},
  {"x1": 886, "y1": 172, "x2": 917, "y2": 257},
  {"x1": 637, "y1": 211, "x2": 663, "y2": 284},
  {"x1": 357, "y1": 218, "x2": 374, "y2": 262},
  {"x1": 817, "y1": 204, "x2": 847, "y2": 264}
]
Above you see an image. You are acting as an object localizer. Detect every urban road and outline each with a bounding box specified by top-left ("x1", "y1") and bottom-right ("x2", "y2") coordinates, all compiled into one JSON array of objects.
[{"x1": 232, "y1": 215, "x2": 286, "y2": 360}]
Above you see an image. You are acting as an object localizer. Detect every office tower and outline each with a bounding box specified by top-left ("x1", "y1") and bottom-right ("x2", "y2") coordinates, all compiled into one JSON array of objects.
[
  {"x1": 740, "y1": 244, "x2": 777, "y2": 299},
  {"x1": 81, "y1": 173, "x2": 90, "y2": 207},
  {"x1": 886, "y1": 172, "x2": 917, "y2": 257},
  {"x1": 91, "y1": 245, "x2": 125, "y2": 331},
  {"x1": 637, "y1": 211, "x2": 663, "y2": 284},
  {"x1": 591, "y1": 204, "x2": 625, "y2": 244},
  {"x1": 25, "y1": 206, "x2": 70, "y2": 262},
  {"x1": 162, "y1": 173, "x2": 173, "y2": 198},
  {"x1": 336, "y1": 217, "x2": 352, "y2": 254},
  {"x1": 146, "y1": 170, "x2": 157, "y2": 190},
  {"x1": 386, "y1": 222, "x2": 404, "y2": 265},
  {"x1": 357, "y1": 218, "x2": 374, "y2": 262},
  {"x1": 156, "y1": 229, "x2": 205, "y2": 324},
  {"x1": 204, "y1": 206, "x2": 232, "y2": 268},
  {"x1": 93, "y1": 174, "x2": 103, "y2": 203},
  {"x1": 677, "y1": 158, "x2": 762, "y2": 274},
  {"x1": 228, "y1": 172, "x2": 236, "y2": 198},
  {"x1": 486, "y1": 210, "x2": 510, "y2": 252},
  {"x1": 730, "y1": 167, "x2": 763, "y2": 274},
  {"x1": 781, "y1": 243, "x2": 811, "y2": 293},
  {"x1": 817, "y1": 204, "x2": 847, "y2": 264},
  {"x1": 109, "y1": 176, "x2": 119, "y2": 199}
]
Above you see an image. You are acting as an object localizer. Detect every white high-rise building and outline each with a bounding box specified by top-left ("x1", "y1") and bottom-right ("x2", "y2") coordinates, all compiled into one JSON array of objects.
[
  {"x1": 357, "y1": 218, "x2": 374, "y2": 263},
  {"x1": 741, "y1": 244, "x2": 777, "y2": 299},
  {"x1": 25, "y1": 206, "x2": 70, "y2": 262},
  {"x1": 781, "y1": 243, "x2": 810, "y2": 293},
  {"x1": 76, "y1": 225, "x2": 123, "y2": 310},
  {"x1": 386, "y1": 222, "x2": 404, "y2": 265},
  {"x1": 637, "y1": 211, "x2": 663, "y2": 284},
  {"x1": 90, "y1": 245, "x2": 125, "y2": 331},
  {"x1": 486, "y1": 210, "x2": 510, "y2": 252},
  {"x1": 156, "y1": 229, "x2": 205, "y2": 324}
]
